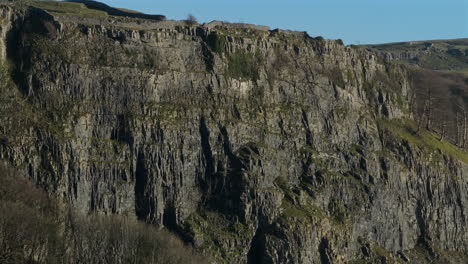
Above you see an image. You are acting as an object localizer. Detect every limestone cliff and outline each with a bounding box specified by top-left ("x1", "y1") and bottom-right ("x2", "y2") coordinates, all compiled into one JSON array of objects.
[{"x1": 0, "y1": 1, "x2": 466, "y2": 263}]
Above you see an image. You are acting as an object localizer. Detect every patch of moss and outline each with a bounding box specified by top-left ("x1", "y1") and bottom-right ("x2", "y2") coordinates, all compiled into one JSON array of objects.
[
  {"x1": 347, "y1": 70, "x2": 355, "y2": 84},
  {"x1": 206, "y1": 32, "x2": 226, "y2": 54},
  {"x1": 274, "y1": 176, "x2": 296, "y2": 199},
  {"x1": 275, "y1": 175, "x2": 348, "y2": 227},
  {"x1": 379, "y1": 118, "x2": 468, "y2": 163},
  {"x1": 279, "y1": 198, "x2": 327, "y2": 225},
  {"x1": 182, "y1": 210, "x2": 252, "y2": 263},
  {"x1": 327, "y1": 200, "x2": 349, "y2": 224},
  {"x1": 373, "y1": 244, "x2": 392, "y2": 258},
  {"x1": 226, "y1": 50, "x2": 262, "y2": 81}
]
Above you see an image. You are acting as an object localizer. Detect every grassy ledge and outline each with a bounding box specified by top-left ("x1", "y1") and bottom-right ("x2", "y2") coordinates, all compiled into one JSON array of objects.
[
  {"x1": 379, "y1": 118, "x2": 468, "y2": 163},
  {"x1": 30, "y1": 1, "x2": 108, "y2": 17}
]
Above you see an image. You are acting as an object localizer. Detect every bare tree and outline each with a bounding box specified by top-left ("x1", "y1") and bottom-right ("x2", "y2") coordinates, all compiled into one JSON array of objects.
[
  {"x1": 185, "y1": 14, "x2": 198, "y2": 25},
  {"x1": 463, "y1": 108, "x2": 467, "y2": 148},
  {"x1": 425, "y1": 89, "x2": 433, "y2": 131},
  {"x1": 1, "y1": 163, "x2": 206, "y2": 264},
  {"x1": 417, "y1": 98, "x2": 429, "y2": 133},
  {"x1": 68, "y1": 213, "x2": 206, "y2": 264},
  {"x1": 439, "y1": 119, "x2": 447, "y2": 141},
  {"x1": 0, "y1": 164, "x2": 60, "y2": 264}
]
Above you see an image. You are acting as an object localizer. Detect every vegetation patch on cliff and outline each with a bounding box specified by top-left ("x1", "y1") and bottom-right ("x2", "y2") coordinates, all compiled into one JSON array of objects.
[
  {"x1": 227, "y1": 50, "x2": 262, "y2": 81},
  {"x1": 183, "y1": 210, "x2": 252, "y2": 263},
  {"x1": 380, "y1": 118, "x2": 468, "y2": 163},
  {"x1": 275, "y1": 176, "x2": 350, "y2": 226},
  {"x1": 31, "y1": 1, "x2": 108, "y2": 17},
  {"x1": 206, "y1": 32, "x2": 226, "y2": 54}
]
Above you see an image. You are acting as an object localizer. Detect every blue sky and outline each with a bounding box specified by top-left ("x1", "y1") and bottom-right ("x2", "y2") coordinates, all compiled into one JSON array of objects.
[{"x1": 101, "y1": 0, "x2": 467, "y2": 44}]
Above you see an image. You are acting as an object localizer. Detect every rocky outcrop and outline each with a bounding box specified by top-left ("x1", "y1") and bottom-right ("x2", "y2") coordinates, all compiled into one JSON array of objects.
[{"x1": 0, "y1": 2, "x2": 466, "y2": 263}]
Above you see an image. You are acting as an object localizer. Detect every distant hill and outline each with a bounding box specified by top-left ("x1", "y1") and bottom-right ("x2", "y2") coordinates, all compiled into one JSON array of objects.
[
  {"x1": 360, "y1": 39, "x2": 468, "y2": 148},
  {"x1": 360, "y1": 38, "x2": 468, "y2": 71}
]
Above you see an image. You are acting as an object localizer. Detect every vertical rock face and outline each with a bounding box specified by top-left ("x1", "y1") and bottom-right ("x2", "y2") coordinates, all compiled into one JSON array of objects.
[{"x1": 0, "y1": 3, "x2": 466, "y2": 263}]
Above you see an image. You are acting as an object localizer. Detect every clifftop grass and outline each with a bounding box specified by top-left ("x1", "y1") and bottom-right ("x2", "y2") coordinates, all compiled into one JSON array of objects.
[
  {"x1": 363, "y1": 39, "x2": 468, "y2": 71},
  {"x1": 31, "y1": 1, "x2": 108, "y2": 17},
  {"x1": 380, "y1": 118, "x2": 468, "y2": 163}
]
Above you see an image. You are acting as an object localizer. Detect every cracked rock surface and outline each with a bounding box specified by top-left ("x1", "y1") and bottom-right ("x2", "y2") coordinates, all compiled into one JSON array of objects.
[{"x1": 0, "y1": 2, "x2": 466, "y2": 263}]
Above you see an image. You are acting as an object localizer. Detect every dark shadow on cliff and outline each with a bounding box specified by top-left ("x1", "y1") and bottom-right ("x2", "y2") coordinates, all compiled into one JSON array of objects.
[
  {"x1": 198, "y1": 116, "x2": 214, "y2": 199},
  {"x1": 247, "y1": 228, "x2": 267, "y2": 264},
  {"x1": 415, "y1": 200, "x2": 436, "y2": 260},
  {"x1": 199, "y1": 119, "x2": 246, "y2": 213},
  {"x1": 135, "y1": 152, "x2": 154, "y2": 222},
  {"x1": 319, "y1": 238, "x2": 333, "y2": 264},
  {"x1": 212, "y1": 126, "x2": 246, "y2": 215}
]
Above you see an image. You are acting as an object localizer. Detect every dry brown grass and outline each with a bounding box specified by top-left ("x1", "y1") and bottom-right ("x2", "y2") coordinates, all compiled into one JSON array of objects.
[{"x1": 0, "y1": 163, "x2": 207, "y2": 264}]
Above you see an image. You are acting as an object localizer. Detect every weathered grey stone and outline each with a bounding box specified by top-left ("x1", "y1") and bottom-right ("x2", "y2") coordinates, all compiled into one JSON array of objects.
[{"x1": 0, "y1": 2, "x2": 466, "y2": 264}]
